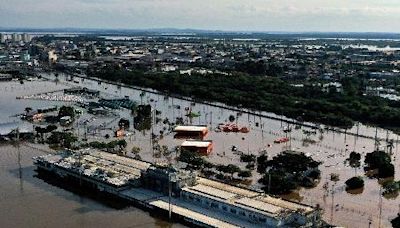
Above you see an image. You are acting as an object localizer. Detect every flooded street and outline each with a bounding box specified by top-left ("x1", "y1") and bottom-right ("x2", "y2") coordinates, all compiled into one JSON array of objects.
[{"x1": 1, "y1": 74, "x2": 399, "y2": 227}]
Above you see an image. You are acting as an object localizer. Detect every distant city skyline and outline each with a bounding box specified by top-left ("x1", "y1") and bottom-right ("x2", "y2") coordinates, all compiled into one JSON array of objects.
[{"x1": 1, "y1": 0, "x2": 400, "y2": 33}]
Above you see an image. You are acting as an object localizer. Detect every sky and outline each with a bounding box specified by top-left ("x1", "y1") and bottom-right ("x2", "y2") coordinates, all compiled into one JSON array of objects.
[{"x1": 1, "y1": 0, "x2": 400, "y2": 32}]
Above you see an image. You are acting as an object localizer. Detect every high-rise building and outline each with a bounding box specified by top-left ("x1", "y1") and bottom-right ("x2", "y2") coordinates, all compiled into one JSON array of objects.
[
  {"x1": 12, "y1": 33, "x2": 20, "y2": 42},
  {"x1": 48, "y1": 50, "x2": 58, "y2": 64},
  {"x1": 0, "y1": 33, "x2": 5, "y2": 43},
  {"x1": 22, "y1": 33, "x2": 31, "y2": 43}
]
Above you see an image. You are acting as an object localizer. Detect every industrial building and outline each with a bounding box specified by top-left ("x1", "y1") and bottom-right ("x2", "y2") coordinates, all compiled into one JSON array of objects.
[
  {"x1": 173, "y1": 125, "x2": 208, "y2": 139},
  {"x1": 181, "y1": 140, "x2": 213, "y2": 155},
  {"x1": 181, "y1": 178, "x2": 319, "y2": 227},
  {"x1": 33, "y1": 149, "x2": 323, "y2": 228},
  {"x1": 0, "y1": 121, "x2": 33, "y2": 140}
]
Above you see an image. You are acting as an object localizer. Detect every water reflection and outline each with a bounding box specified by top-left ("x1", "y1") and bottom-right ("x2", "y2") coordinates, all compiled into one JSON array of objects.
[{"x1": 0, "y1": 144, "x2": 184, "y2": 228}]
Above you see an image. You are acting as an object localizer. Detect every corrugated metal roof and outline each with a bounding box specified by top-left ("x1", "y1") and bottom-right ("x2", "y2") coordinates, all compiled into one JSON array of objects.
[
  {"x1": 235, "y1": 197, "x2": 282, "y2": 214},
  {"x1": 181, "y1": 140, "x2": 212, "y2": 148},
  {"x1": 174, "y1": 125, "x2": 207, "y2": 132},
  {"x1": 190, "y1": 184, "x2": 236, "y2": 200}
]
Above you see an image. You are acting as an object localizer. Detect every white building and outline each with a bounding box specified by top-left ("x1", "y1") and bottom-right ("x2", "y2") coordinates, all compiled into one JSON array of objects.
[
  {"x1": 48, "y1": 50, "x2": 58, "y2": 64},
  {"x1": 22, "y1": 33, "x2": 31, "y2": 43},
  {"x1": 12, "y1": 33, "x2": 21, "y2": 42},
  {"x1": 181, "y1": 177, "x2": 321, "y2": 227},
  {"x1": 0, "y1": 33, "x2": 6, "y2": 43}
]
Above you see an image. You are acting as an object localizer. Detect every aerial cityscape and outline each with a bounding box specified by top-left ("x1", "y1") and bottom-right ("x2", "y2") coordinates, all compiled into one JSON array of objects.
[{"x1": 1, "y1": 1, "x2": 400, "y2": 228}]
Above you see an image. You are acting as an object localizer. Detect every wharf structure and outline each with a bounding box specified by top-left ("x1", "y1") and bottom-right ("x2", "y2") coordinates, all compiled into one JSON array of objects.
[{"x1": 33, "y1": 149, "x2": 323, "y2": 228}]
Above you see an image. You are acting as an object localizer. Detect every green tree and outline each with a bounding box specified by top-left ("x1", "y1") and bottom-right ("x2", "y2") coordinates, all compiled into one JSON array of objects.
[
  {"x1": 238, "y1": 170, "x2": 252, "y2": 179},
  {"x1": 345, "y1": 176, "x2": 364, "y2": 190},
  {"x1": 58, "y1": 106, "x2": 75, "y2": 119}
]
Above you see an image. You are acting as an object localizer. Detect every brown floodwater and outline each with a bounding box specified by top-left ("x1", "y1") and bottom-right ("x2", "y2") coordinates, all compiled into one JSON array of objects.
[
  {"x1": 1, "y1": 74, "x2": 400, "y2": 227},
  {"x1": 0, "y1": 144, "x2": 185, "y2": 228}
]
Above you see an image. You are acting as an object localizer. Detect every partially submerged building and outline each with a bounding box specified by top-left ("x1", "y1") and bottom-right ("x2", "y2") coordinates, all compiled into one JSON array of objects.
[
  {"x1": 0, "y1": 121, "x2": 33, "y2": 140},
  {"x1": 33, "y1": 150, "x2": 323, "y2": 227},
  {"x1": 34, "y1": 149, "x2": 151, "y2": 192},
  {"x1": 64, "y1": 87, "x2": 100, "y2": 98},
  {"x1": 181, "y1": 140, "x2": 213, "y2": 156},
  {"x1": 181, "y1": 178, "x2": 320, "y2": 227},
  {"x1": 174, "y1": 125, "x2": 208, "y2": 139}
]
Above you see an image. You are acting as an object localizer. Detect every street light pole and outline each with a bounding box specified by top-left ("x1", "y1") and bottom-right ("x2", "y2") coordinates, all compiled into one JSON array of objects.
[{"x1": 168, "y1": 171, "x2": 172, "y2": 221}]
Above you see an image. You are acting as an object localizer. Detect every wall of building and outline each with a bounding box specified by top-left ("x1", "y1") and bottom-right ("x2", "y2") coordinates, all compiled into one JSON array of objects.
[{"x1": 180, "y1": 190, "x2": 283, "y2": 227}]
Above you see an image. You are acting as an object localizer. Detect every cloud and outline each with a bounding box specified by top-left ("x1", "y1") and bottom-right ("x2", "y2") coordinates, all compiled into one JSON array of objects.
[{"x1": 0, "y1": 0, "x2": 400, "y2": 32}]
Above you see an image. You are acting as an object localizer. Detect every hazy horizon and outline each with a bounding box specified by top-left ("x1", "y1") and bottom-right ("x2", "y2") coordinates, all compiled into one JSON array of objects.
[{"x1": 1, "y1": 0, "x2": 400, "y2": 33}]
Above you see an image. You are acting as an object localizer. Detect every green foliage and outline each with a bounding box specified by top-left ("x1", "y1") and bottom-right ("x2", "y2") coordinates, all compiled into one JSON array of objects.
[
  {"x1": 349, "y1": 151, "x2": 361, "y2": 161},
  {"x1": 259, "y1": 170, "x2": 297, "y2": 194},
  {"x1": 383, "y1": 181, "x2": 400, "y2": 196},
  {"x1": 46, "y1": 125, "x2": 58, "y2": 132},
  {"x1": 265, "y1": 151, "x2": 321, "y2": 173},
  {"x1": 379, "y1": 163, "x2": 395, "y2": 178},
  {"x1": 131, "y1": 146, "x2": 141, "y2": 154},
  {"x1": 345, "y1": 176, "x2": 364, "y2": 190},
  {"x1": 365, "y1": 150, "x2": 394, "y2": 178},
  {"x1": 88, "y1": 66, "x2": 400, "y2": 129},
  {"x1": 348, "y1": 151, "x2": 361, "y2": 168},
  {"x1": 240, "y1": 154, "x2": 256, "y2": 163},
  {"x1": 186, "y1": 112, "x2": 201, "y2": 118},
  {"x1": 257, "y1": 151, "x2": 321, "y2": 194},
  {"x1": 134, "y1": 105, "x2": 152, "y2": 131},
  {"x1": 256, "y1": 154, "x2": 268, "y2": 173},
  {"x1": 46, "y1": 131, "x2": 77, "y2": 149},
  {"x1": 35, "y1": 125, "x2": 57, "y2": 135},
  {"x1": 58, "y1": 106, "x2": 75, "y2": 119},
  {"x1": 392, "y1": 214, "x2": 400, "y2": 228},
  {"x1": 217, "y1": 164, "x2": 241, "y2": 175},
  {"x1": 238, "y1": 170, "x2": 252, "y2": 178},
  {"x1": 178, "y1": 150, "x2": 208, "y2": 169},
  {"x1": 365, "y1": 151, "x2": 392, "y2": 169},
  {"x1": 88, "y1": 139, "x2": 127, "y2": 150}
]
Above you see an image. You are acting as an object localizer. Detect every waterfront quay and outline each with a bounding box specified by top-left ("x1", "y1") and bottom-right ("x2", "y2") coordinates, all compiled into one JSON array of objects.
[{"x1": 34, "y1": 149, "x2": 323, "y2": 228}]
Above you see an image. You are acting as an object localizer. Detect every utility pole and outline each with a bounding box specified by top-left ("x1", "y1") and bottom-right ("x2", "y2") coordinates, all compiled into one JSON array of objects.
[
  {"x1": 168, "y1": 174, "x2": 172, "y2": 221},
  {"x1": 78, "y1": 150, "x2": 82, "y2": 186},
  {"x1": 374, "y1": 127, "x2": 379, "y2": 151},
  {"x1": 16, "y1": 127, "x2": 23, "y2": 191},
  {"x1": 368, "y1": 217, "x2": 372, "y2": 228},
  {"x1": 378, "y1": 185, "x2": 383, "y2": 228},
  {"x1": 330, "y1": 183, "x2": 335, "y2": 224}
]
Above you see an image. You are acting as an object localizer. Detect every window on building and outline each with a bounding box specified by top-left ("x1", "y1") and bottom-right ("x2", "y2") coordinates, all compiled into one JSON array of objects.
[{"x1": 211, "y1": 202, "x2": 218, "y2": 208}]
